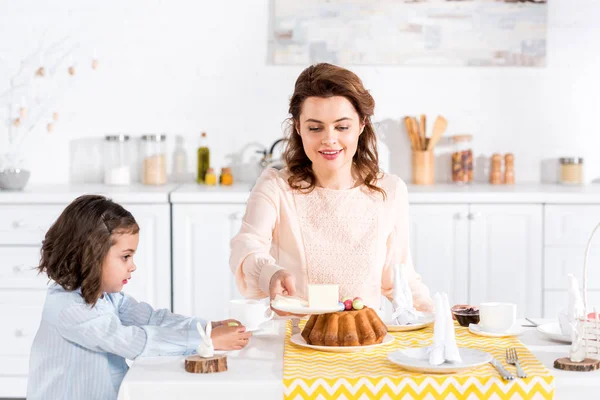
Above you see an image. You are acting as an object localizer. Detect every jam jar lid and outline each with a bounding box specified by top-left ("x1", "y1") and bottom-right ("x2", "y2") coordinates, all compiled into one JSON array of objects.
[{"x1": 559, "y1": 157, "x2": 584, "y2": 165}]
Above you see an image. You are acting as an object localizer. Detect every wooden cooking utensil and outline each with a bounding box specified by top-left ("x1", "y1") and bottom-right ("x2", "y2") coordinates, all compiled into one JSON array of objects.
[
  {"x1": 426, "y1": 116, "x2": 448, "y2": 151},
  {"x1": 419, "y1": 114, "x2": 426, "y2": 150},
  {"x1": 410, "y1": 117, "x2": 421, "y2": 150},
  {"x1": 403, "y1": 117, "x2": 415, "y2": 150}
]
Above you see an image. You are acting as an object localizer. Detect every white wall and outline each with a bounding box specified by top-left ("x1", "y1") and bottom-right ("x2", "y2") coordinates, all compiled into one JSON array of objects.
[{"x1": 1, "y1": 0, "x2": 598, "y2": 185}]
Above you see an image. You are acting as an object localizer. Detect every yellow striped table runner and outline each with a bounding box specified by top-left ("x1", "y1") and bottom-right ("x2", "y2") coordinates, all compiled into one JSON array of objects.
[{"x1": 283, "y1": 320, "x2": 555, "y2": 399}]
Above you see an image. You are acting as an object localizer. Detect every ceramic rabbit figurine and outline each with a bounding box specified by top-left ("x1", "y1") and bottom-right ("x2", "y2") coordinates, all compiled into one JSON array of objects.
[{"x1": 196, "y1": 321, "x2": 214, "y2": 358}]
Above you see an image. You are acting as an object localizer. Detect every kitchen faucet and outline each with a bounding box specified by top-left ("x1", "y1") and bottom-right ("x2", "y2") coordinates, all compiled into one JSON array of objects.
[{"x1": 257, "y1": 138, "x2": 288, "y2": 169}]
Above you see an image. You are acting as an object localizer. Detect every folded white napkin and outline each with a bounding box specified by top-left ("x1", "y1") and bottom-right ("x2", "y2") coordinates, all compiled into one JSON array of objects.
[
  {"x1": 429, "y1": 292, "x2": 462, "y2": 366},
  {"x1": 391, "y1": 263, "x2": 420, "y2": 325},
  {"x1": 558, "y1": 274, "x2": 586, "y2": 336}
]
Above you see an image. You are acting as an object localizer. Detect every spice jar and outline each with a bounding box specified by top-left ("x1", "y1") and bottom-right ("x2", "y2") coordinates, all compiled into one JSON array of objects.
[
  {"x1": 205, "y1": 167, "x2": 217, "y2": 186},
  {"x1": 559, "y1": 157, "x2": 584, "y2": 185},
  {"x1": 103, "y1": 135, "x2": 131, "y2": 186},
  {"x1": 141, "y1": 134, "x2": 167, "y2": 185},
  {"x1": 450, "y1": 134, "x2": 473, "y2": 184},
  {"x1": 220, "y1": 167, "x2": 233, "y2": 186}
]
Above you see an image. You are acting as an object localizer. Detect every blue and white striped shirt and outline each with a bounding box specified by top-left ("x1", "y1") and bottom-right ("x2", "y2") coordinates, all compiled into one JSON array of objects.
[{"x1": 27, "y1": 284, "x2": 205, "y2": 400}]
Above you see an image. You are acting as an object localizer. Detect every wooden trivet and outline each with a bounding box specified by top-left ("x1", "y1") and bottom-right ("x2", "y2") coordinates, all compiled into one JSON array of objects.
[
  {"x1": 554, "y1": 357, "x2": 600, "y2": 372},
  {"x1": 185, "y1": 354, "x2": 228, "y2": 373}
]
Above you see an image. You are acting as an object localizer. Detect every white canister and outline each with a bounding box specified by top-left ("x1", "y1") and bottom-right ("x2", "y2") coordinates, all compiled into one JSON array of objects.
[{"x1": 104, "y1": 135, "x2": 131, "y2": 186}]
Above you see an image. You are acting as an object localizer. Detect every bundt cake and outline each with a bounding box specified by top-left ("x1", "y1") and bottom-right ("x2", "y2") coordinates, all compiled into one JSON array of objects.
[{"x1": 301, "y1": 306, "x2": 387, "y2": 346}]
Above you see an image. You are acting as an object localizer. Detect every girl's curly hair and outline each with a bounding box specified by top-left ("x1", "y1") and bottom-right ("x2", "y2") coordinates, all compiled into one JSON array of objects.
[{"x1": 38, "y1": 194, "x2": 139, "y2": 305}]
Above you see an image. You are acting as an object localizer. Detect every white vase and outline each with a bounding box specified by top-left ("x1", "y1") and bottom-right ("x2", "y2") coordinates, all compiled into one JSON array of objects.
[{"x1": 0, "y1": 152, "x2": 31, "y2": 191}]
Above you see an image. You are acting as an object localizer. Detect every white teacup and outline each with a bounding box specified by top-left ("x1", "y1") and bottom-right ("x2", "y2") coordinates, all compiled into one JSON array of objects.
[
  {"x1": 229, "y1": 299, "x2": 274, "y2": 331},
  {"x1": 479, "y1": 302, "x2": 517, "y2": 333}
]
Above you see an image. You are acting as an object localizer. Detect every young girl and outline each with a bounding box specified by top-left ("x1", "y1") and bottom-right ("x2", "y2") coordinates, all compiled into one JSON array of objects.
[{"x1": 27, "y1": 195, "x2": 251, "y2": 400}]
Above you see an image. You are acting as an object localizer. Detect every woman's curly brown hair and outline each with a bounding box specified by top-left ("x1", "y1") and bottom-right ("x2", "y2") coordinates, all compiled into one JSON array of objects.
[
  {"x1": 283, "y1": 63, "x2": 386, "y2": 199},
  {"x1": 38, "y1": 194, "x2": 139, "y2": 305}
]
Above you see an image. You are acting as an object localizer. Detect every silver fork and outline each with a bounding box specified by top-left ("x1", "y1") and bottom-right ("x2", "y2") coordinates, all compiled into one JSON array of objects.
[{"x1": 506, "y1": 348, "x2": 527, "y2": 378}]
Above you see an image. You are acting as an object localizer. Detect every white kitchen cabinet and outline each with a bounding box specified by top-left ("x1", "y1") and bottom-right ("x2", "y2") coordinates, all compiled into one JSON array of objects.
[
  {"x1": 543, "y1": 205, "x2": 600, "y2": 317},
  {"x1": 172, "y1": 204, "x2": 246, "y2": 321},
  {"x1": 409, "y1": 204, "x2": 543, "y2": 317},
  {"x1": 409, "y1": 204, "x2": 470, "y2": 305},
  {"x1": 469, "y1": 204, "x2": 543, "y2": 318},
  {"x1": 125, "y1": 205, "x2": 172, "y2": 310}
]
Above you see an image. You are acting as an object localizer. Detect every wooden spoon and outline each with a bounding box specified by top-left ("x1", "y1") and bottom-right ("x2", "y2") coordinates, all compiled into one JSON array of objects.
[{"x1": 426, "y1": 116, "x2": 448, "y2": 151}]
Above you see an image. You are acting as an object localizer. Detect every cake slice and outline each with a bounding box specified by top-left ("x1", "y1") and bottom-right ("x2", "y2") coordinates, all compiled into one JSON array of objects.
[{"x1": 307, "y1": 284, "x2": 339, "y2": 308}]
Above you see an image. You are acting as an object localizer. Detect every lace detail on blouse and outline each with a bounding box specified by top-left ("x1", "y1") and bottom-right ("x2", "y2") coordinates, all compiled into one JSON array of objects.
[{"x1": 294, "y1": 187, "x2": 381, "y2": 301}]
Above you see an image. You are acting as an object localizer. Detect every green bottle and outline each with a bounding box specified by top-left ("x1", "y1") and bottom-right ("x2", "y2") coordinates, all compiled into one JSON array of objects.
[{"x1": 197, "y1": 132, "x2": 210, "y2": 183}]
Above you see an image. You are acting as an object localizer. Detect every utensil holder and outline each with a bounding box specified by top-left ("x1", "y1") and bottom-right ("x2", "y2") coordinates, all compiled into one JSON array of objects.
[{"x1": 412, "y1": 150, "x2": 434, "y2": 185}]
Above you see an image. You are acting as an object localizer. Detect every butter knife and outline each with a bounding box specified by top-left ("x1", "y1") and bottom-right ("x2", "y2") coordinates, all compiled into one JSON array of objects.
[{"x1": 490, "y1": 358, "x2": 515, "y2": 380}]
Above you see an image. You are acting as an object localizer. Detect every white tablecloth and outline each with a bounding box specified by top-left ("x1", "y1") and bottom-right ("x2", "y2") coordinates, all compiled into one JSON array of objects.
[{"x1": 118, "y1": 319, "x2": 600, "y2": 400}]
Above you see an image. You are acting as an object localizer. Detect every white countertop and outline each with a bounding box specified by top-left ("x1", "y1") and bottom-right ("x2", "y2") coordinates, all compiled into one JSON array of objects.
[
  {"x1": 169, "y1": 183, "x2": 254, "y2": 203},
  {"x1": 2, "y1": 182, "x2": 600, "y2": 205},
  {"x1": 0, "y1": 184, "x2": 178, "y2": 204},
  {"x1": 169, "y1": 182, "x2": 600, "y2": 204},
  {"x1": 118, "y1": 319, "x2": 600, "y2": 400}
]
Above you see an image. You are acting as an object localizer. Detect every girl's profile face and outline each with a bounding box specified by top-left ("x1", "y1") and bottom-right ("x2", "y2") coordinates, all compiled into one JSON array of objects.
[
  {"x1": 296, "y1": 96, "x2": 364, "y2": 177},
  {"x1": 101, "y1": 232, "x2": 139, "y2": 294}
]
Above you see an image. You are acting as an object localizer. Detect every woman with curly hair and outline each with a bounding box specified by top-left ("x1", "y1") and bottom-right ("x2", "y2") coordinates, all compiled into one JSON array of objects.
[{"x1": 230, "y1": 63, "x2": 433, "y2": 315}]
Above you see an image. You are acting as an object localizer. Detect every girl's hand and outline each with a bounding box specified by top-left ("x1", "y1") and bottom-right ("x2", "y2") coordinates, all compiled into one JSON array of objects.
[
  {"x1": 211, "y1": 319, "x2": 243, "y2": 329},
  {"x1": 210, "y1": 325, "x2": 252, "y2": 351}
]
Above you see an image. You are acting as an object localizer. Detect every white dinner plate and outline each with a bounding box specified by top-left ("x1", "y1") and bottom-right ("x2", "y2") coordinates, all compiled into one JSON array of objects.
[
  {"x1": 537, "y1": 322, "x2": 571, "y2": 343},
  {"x1": 468, "y1": 323, "x2": 524, "y2": 338},
  {"x1": 270, "y1": 303, "x2": 341, "y2": 315},
  {"x1": 385, "y1": 313, "x2": 435, "y2": 332},
  {"x1": 388, "y1": 347, "x2": 492, "y2": 374},
  {"x1": 290, "y1": 333, "x2": 395, "y2": 353}
]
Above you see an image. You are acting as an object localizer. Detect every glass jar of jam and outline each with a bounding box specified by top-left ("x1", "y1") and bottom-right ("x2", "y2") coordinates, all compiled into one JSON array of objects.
[{"x1": 451, "y1": 134, "x2": 473, "y2": 184}]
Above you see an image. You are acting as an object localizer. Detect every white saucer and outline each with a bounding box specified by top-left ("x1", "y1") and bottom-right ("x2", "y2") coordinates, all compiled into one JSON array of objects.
[
  {"x1": 388, "y1": 347, "x2": 492, "y2": 374},
  {"x1": 537, "y1": 322, "x2": 571, "y2": 343},
  {"x1": 385, "y1": 312, "x2": 435, "y2": 332},
  {"x1": 468, "y1": 323, "x2": 524, "y2": 338},
  {"x1": 270, "y1": 302, "x2": 341, "y2": 315},
  {"x1": 290, "y1": 333, "x2": 394, "y2": 353}
]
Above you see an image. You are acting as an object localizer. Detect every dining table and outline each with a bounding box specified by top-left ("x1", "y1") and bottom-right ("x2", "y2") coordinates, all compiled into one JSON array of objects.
[{"x1": 118, "y1": 319, "x2": 600, "y2": 400}]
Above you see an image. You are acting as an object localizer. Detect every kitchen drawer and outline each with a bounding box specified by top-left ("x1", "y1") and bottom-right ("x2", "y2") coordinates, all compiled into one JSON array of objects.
[
  {"x1": 0, "y1": 304, "x2": 43, "y2": 371},
  {"x1": 0, "y1": 288, "x2": 47, "y2": 307},
  {"x1": 544, "y1": 290, "x2": 600, "y2": 318},
  {"x1": 0, "y1": 247, "x2": 50, "y2": 289},
  {"x1": 545, "y1": 205, "x2": 600, "y2": 246},
  {"x1": 544, "y1": 247, "x2": 600, "y2": 290},
  {"x1": 0, "y1": 205, "x2": 64, "y2": 245}
]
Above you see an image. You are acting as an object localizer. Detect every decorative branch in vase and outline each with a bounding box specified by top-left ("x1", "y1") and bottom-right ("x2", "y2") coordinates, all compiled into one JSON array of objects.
[{"x1": 0, "y1": 33, "x2": 98, "y2": 190}]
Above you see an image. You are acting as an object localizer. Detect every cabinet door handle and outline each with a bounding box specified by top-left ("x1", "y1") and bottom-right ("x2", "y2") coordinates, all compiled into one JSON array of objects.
[
  {"x1": 13, "y1": 264, "x2": 24, "y2": 274},
  {"x1": 455, "y1": 212, "x2": 469, "y2": 220},
  {"x1": 15, "y1": 329, "x2": 24, "y2": 337},
  {"x1": 468, "y1": 212, "x2": 482, "y2": 220},
  {"x1": 12, "y1": 220, "x2": 26, "y2": 229},
  {"x1": 230, "y1": 212, "x2": 243, "y2": 221}
]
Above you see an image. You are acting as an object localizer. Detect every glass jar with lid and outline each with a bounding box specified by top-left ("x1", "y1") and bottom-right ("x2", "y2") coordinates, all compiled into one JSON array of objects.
[
  {"x1": 559, "y1": 157, "x2": 584, "y2": 185},
  {"x1": 104, "y1": 135, "x2": 131, "y2": 186},
  {"x1": 141, "y1": 134, "x2": 167, "y2": 185},
  {"x1": 450, "y1": 134, "x2": 473, "y2": 184}
]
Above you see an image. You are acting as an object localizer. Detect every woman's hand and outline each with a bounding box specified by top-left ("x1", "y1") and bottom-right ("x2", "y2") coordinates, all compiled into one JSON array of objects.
[
  {"x1": 210, "y1": 324, "x2": 252, "y2": 351},
  {"x1": 269, "y1": 270, "x2": 305, "y2": 317}
]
